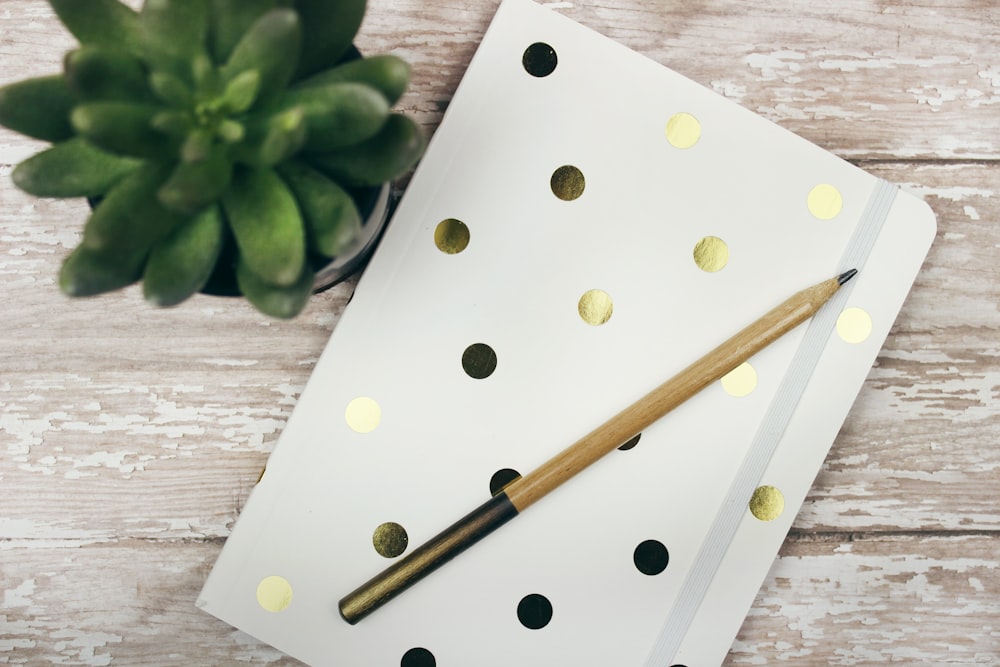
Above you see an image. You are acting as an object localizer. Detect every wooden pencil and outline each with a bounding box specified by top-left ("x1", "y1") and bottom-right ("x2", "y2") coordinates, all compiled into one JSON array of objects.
[{"x1": 338, "y1": 269, "x2": 858, "y2": 624}]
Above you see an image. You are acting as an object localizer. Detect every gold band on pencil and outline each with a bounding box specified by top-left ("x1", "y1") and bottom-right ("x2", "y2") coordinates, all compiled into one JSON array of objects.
[{"x1": 339, "y1": 491, "x2": 519, "y2": 624}]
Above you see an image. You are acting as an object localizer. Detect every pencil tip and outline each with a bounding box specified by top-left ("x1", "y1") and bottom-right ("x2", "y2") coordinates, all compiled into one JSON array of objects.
[{"x1": 837, "y1": 268, "x2": 858, "y2": 285}]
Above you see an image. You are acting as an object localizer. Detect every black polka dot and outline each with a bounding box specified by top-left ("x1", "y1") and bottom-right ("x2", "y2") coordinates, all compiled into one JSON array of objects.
[
  {"x1": 489, "y1": 468, "x2": 522, "y2": 496},
  {"x1": 462, "y1": 343, "x2": 497, "y2": 379},
  {"x1": 618, "y1": 433, "x2": 641, "y2": 451},
  {"x1": 522, "y1": 42, "x2": 557, "y2": 77},
  {"x1": 401, "y1": 647, "x2": 435, "y2": 667},
  {"x1": 517, "y1": 593, "x2": 553, "y2": 629},
  {"x1": 633, "y1": 539, "x2": 670, "y2": 575}
]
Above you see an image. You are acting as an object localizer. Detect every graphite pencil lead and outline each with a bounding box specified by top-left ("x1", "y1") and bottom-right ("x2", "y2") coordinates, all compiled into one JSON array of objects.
[{"x1": 837, "y1": 268, "x2": 858, "y2": 285}]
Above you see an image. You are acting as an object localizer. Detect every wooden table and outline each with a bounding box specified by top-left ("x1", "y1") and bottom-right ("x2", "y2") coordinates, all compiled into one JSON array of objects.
[{"x1": 2, "y1": 1, "x2": 997, "y2": 664}]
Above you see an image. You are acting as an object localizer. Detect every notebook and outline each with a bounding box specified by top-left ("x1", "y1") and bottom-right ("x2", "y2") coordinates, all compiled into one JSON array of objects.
[{"x1": 197, "y1": 1, "x2": 937, "y2": 665}]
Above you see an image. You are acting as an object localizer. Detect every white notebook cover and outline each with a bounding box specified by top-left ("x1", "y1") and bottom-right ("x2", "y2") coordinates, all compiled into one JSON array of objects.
[{"x1": 198, "y1": 1, "x2": 936, "y2": 665}]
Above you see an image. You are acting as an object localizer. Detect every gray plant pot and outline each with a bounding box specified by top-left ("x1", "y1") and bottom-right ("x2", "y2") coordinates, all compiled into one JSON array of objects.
[{"x1": 312, "y1": 180, "x2": 391, "y2": 292}]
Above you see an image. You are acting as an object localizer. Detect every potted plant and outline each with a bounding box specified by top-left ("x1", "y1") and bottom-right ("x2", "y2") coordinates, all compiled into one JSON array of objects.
[{"x1": 0, "y1": 0, "x2": 425, "y2": 318}]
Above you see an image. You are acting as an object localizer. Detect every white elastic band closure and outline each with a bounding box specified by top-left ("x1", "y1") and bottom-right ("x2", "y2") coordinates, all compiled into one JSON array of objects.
[{"x1": 645, "y1": 179, "x2": 898, "y2": 666}]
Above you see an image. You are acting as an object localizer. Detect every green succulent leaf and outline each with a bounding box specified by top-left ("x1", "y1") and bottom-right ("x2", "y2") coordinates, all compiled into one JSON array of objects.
[
  {"x1": 139, "y1": 0, "x2": 210, "y2": 82},
  {"x1": 11, "y1": 0, "x2": 422, "y2": 318},
  {"x1": 151, "y1": 110, "x2": 194, "y2": 137},
  {"x1": 143, "y1": 205, "x2": 225, "y2": 306},
  {"x1": 291, "y1": 0, "x2": 366, "y2": 78},
  {"x1": 12, "y1": 138, "x2": 141, "y2": 198},
  {"x1": 234, "y1": 106, "x2": 307, "y2": 167},
  {"x1": 219, "y1": 70, "x2": 261, "y2": 114},
  {"x1": 180, "y1": 128, "x2": 215, "y2": 163},
  {"x1": 308, "y1": 113, "x2": 425, "y2": 187},
  {"x1": 236, "y1": 255, "x2": 314, "y2": 319},
  {"x1": 209, "y1": 0, "x2": 283, "y2": 64},
  {"x1": 221, "y1": 9, "x2": 301, "y2": 105},
  {"x1": 59, "y1": 244, "x2": 144, "y2": 297},
  {"x1": 149, "y1": 71, "x2": 195, "y2": 107},
  {"x1": 71, "y1": 102, "x2": 178, "y2": 159},
  {"x1": 191, "y1": 53, "x2": 221, "y2": 93},
  {"x1": 49, "y1": 0, "x2": 141, "y2": 54},
  {"x1": 217, "y1": 119, "x2": 246, "y2": 143},
  {"x1": 158, "y1": 148, "x2": 233, "y2": 214},
  {"x1": 277, "y1": 160, "x2": 361, "y2": 258},
  {"x1": 222, "y1": 166, "x2": 306, "y2": 287},
  {"x1": 293, "y1": 55, "x2": 410, "y2": 106},
  {"x1": 64, "y1": 47, "x2": 153, "y2": 102},
  {"x1": 82, "y1": 162, "x2": 191, "y2": 256},
  {"x1": 0, "y1": 75, "x2": 75, "y2": 142},
  {"x1": 276, "y1": 82, "x2": 388, "y2": 152}
]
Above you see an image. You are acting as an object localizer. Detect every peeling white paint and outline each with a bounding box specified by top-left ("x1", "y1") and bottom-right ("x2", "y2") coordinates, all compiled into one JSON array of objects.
[
  {"x1": 963, "y1": 205, "x2": 982, "y2": 220},
  {"x1": 49, "y1": 629, "x2": 121, "y2": 666},
  {"x1": 200, "y1": 358, "x2": 259, "y2": 367},
  {"x1": 906, "y1": 83, "x2": 995, "y2": 111},
  {"x1": 3, "y1": 579, "x2": 36, "y2": 608},
  {"x1": 904, "y1": 184, "x2": 994, "y2": 202},
  {"x1": 0, "y1": 518, "x2": 111, "y2": 544},
  {"x1": 816, "y1": 52, "x2": 962, "y2": 73},
  {"x1": 750, "y1": 548, "x2": 1000, "y2": 659},
  {"x1": 744, "y1": 50, "x2": 806, "y2": 81},
  {"x1": 711, "y1": 79, "x2": 748, "y2": 102}
]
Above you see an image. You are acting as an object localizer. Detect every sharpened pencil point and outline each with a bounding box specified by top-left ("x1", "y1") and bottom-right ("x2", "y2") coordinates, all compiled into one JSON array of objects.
[{"x1": 837, "y1": 269, "x2": 858, "y2": 285}]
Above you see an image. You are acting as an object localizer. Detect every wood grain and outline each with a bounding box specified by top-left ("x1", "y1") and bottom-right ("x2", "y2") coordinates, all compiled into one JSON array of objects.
[
  {"x1": 1, "y1": 0, "x2": 997, "y2": 664},
  {"x1": 0, "y1": 537, "x2": 995, "y2": 665}
]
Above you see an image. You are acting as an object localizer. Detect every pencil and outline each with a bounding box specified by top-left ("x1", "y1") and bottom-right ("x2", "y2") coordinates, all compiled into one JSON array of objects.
[{"x1": 338, "y1": 269, "x2": 858, "y2": 624}]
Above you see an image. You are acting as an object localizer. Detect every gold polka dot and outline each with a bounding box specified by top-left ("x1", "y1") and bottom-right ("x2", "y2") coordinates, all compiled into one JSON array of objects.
[
  {"x1": 551, "y1": 165, "x2": 585, "y2": 201},
  {"x1": 749, "y1": 485, "x2": 785, "y2": 522},
  {"x1": 434, "y1": 218, "x2": 470, "y2": 254},
  {"x1": 256, "y1": 575, "x2": 293, "y2": 612},
  {"x1": 256, "y1": 466, "x2": 267, "y2": 484},
  {"x1": 693, "y1": 236, "x2": 729, "y2": 272},
  {"x1": 373, "y1": 522, "x2": 409, "y2": 558},
  {"x1": 665, "y1": 112, "x2": 701, "y2": 149},
  {"x1": 721, "y1": 362, "x2": 757, "y2": 397},
  {"x1": 345, "y1": 396, "x2": 381, "y2": 433},
  {"x1": 578, "y1": 289, "x2": 613, "y2": 325},
  {"x1": 837, "y1": 307, "x2": 873, "y2": 344},
  {"x1": 807, "y1": 184, "x2": 843, "y2": 220}
]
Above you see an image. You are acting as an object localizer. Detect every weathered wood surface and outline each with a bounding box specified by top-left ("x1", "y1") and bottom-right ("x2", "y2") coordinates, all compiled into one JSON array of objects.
[
  {"x1": 1, "y1": 0, "x2": 998, "y2": 664},
  {"x1": 2, "y1": 536, "x2": 996, "y2": 665}
]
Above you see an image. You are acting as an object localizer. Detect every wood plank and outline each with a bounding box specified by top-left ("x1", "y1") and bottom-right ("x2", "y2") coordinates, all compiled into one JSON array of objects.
[
  {"x1": 1, "y1": 0, "x2": 998, "y2": 161},
  {"x1": 0, "y1": 540, "x2": 301, "y2": 666},
  {"x1": 3, "y1": 164, "x2": 995, "y2": 539},
  {"x1": 2, "y1": 329, "x2": 992, "y2": 540},
  {"x1": 730, "y1": 533, "x2": 1000, "y2": 664},
  {"x1": 3, "y1": 162, "x2": 996, "y2": 339},
  {"x1": 363, "y1": 0, "x2": 1000, "y2": 160},
  {"x1": 1, "y1": 536, "x2": 996, "y2": 664}
]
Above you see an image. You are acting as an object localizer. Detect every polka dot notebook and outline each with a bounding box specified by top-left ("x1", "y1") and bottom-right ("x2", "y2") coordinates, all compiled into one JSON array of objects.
[{"x1": 198, "y1": 1, "x2": 937, "y2": 665}]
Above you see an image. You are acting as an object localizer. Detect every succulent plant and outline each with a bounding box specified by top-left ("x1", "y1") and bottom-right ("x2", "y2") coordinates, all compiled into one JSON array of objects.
[{"x1": 0, "y1": 0, "x2": 425, "y2": 318}]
